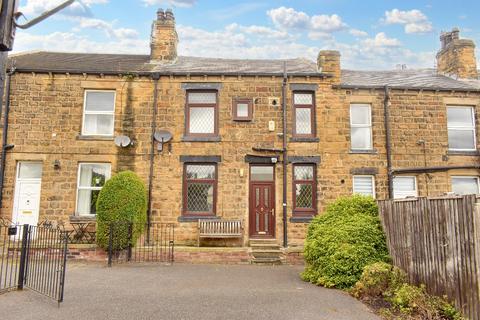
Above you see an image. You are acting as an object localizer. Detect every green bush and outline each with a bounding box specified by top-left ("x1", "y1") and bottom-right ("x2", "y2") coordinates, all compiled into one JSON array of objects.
[
  {"x1": 96, "y1": 171, "x2": 147, "y2": 250},
  {"x1": 301, "y1": 195, "x2": 389, "y2": 289},
  {"x1": 351, "y1": 262, "x2": 406, "y2": 298}
]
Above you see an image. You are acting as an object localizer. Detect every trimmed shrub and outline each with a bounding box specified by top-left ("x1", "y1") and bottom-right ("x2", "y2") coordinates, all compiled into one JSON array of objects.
[
  {"x1": 301, "y1": 195, "x2": 389, "y2": 289},
  {"x1": 96, "y1": 171, "x2": 147, "y2": 250}
]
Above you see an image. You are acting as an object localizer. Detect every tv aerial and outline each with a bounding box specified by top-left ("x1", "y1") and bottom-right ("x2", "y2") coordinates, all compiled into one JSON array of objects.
[
  {"x1": 114, "y1": 135, "x2": 132, "y2": 148},
  {"x1": 153, "y1": 130, "x2": 172, "y2": 152}
]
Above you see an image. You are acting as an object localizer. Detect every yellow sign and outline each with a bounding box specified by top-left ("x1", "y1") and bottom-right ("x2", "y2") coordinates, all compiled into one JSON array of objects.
[{"x1": 22, "y1": 210, "x2": 32, "y2": 215}]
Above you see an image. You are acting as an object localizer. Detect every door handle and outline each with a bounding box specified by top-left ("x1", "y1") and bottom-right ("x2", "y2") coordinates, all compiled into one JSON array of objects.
[{"x1": 271, "y1": 208, "x2": 274, "y2": 216}]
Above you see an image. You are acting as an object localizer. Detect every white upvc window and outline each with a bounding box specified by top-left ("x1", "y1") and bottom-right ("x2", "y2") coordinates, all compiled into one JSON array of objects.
[
  {"x1": 451, "y1": 176, "x2": 480, "y2": 195},
  {"x1": 350, "y1": 104, "x2": 372, "y2": 150},
  {"x1": 353, "y1": 175, "x2": 375, "y2": 198},
  {"x1": 393, "y1": 176, "x2": 417, "y2": 199},
  {"x1": 76, "y1": 163, "x2": 111, "y2": 216},
  {"x1": 447, "y1": 106, "x2": 476, "y2": 151},
  {"x1": 82, "y1": 90, "x2": 116, "y2": 136}
]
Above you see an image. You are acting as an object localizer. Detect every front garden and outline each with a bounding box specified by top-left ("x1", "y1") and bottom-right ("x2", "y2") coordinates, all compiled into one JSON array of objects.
[{"x1": 301, "y1": 195, "x2": 464, "y2": 320}]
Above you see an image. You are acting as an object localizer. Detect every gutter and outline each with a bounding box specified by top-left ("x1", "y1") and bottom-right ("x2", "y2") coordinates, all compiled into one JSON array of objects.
[
  {"x1": 0, "y1": 67, "x2": 16, "y2": 212},
  {"x1": 282, "y1": 62, "x2": 288, "y2": 248},
  {"x1": 7, "y1": 68, "x2": 331, "y2": 79},
  {"x1": 334, "y1": 84, "x2": 480, "y2": 93},
  {"x1": 392, "y1": 165, "x2": 480, "y2": 174},
  {"x1": 147, "y1": 72, "x2": 160, "y2": 241},
  {"x1": 383, "y1": 86, "x2": 393, "y2": 199}
]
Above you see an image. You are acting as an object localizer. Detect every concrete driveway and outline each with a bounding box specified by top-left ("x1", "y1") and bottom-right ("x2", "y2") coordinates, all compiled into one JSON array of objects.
[{"x1": 0, "y1": 262, "x2": 379, "y2": 320}]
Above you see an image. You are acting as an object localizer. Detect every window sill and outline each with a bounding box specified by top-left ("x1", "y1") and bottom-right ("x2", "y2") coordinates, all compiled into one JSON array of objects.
[
  {"x1": 290, "y1": 216, "x2": 315, "y2": 223},
  {"x1": 77, "y1": 135, "x2": 114, "y2": 141},
  {"x1": 178, "y1": 215, "x2": 218, "y2": 222},
  {"x1": 181, "y1": 136, "x2": 221, "y2": 142},
  {"x1": 349, "y1": 149, "x2": 377, "y2": 154},
  {"x1": 289, "y1": 137, "x2": 319, "y2": 143},
  {"x1": 447, "y1": 150, "x2": 479, "y2": 156},
  {"x1": 69, "y1": 215, "x2": 96, "y2": 222}
]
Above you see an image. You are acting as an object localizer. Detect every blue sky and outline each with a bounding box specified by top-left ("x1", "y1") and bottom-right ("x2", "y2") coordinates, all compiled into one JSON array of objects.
[{"x1": 13, "y1": 0, "x2": 480, "y2": 70}]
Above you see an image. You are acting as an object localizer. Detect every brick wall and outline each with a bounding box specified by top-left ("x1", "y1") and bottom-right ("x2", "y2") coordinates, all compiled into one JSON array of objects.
[{"x1": 0, "y1": 71, "x2": 479, "y2": 248}]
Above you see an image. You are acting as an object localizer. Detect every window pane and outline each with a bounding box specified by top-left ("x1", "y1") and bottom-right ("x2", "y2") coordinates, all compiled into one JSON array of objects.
[
  {"x1": 452, "y1": 177, "x2": 479, "y2": 195},
  {"x1": 189, "y1": 107, "x2": 215, "y2": 134},
  {"x1": 393, "y1": 177, "x2": 416, "y2": 199},
  {"x1": 448, "y1": 129, "x2": 475, "y2": 150},
  {"x1": 351, "y1": 127, "x2": 372, "y2": 149},
  {"x1": 447, "y1": 107, "x2": 474, "y2": 127},
  {"x1": 187, "y1": 183, "x2": 214, "y2": 212},
  {"x1": 350, "y1": 105, "x2": 371, "y2": 125},
  {"x1": 18, "y1": 162, "x2": 42, "y2": 179},
  {"x1": 85, "y1": 91, "x2": 115, "y2": 112},
  {"x1": 79, "y1": 164, "x2": 110, "y2": 187},
  {"x1": 84, "y1": 114, "x2": 114, "y2": 135},
  {"x1": 294, "y1": 93, "x2": 313, "y2": 105},
  {"x1": 295, "y1": 108, "x2": 312, "y2": 134},
  {"x1": 353, "y1": 176, "x2": 374, "y2": 197},
  {"x1": 294, "y1": 166, "x2": 314, "y2": 180},
  {"x1": 77, "y1": 189, "x2": 100, "y2": 215},
  {"x1": 188, "y1": 92, "x2": 216, "y2": 104},
  {"x1": 251, "y1": 166, "x2": 274, "y2": 181},
  {"x1": 236, "y1": 103, "x2": 249, "y2": 117},
  {"x1": 295, "y1": 184, "x2": 313, "y2": 208},
  {"x1": 186, "y1": 165, "x2": 215, "y2": 179}
]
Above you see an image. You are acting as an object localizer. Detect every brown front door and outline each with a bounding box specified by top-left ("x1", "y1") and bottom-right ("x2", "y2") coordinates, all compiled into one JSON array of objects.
[{"x1": 249, "y1": 165, "x2": 275, "y2": 238}]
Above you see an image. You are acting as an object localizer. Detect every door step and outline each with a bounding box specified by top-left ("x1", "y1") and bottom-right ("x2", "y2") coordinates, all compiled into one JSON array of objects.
[{"x1": 249, "y1": 239, "x2": 284, "y2": 264}]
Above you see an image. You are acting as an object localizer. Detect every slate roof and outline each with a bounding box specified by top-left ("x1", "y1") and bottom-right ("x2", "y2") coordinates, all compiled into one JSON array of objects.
[
  {"x1": 340, "y1": 69, "x2": 480, "y2": 91},
  {"x1": 8, "y1": 51, "x2": 480, "y2": 91}
]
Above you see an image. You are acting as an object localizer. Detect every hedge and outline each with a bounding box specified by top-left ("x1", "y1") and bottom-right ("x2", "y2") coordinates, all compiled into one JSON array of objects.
[{"x1": 96, "y1": 171, "x2": 147, "y2": 250}]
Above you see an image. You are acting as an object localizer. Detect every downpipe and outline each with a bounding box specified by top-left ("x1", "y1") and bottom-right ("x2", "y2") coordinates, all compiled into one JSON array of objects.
[
  {"x1": 0, "y1": 67, "x2": 16, "y2": 212},
  {"x1": 282, "y1": 63, "x2": 288, "y2": 248}
]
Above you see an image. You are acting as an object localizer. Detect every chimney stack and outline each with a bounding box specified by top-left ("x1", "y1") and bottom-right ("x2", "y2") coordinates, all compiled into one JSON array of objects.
[
  {"x1": 317, "y1": 50, "x2": 341, "y2": 83},
  {"x1": 150, "y1": 8, "x2": 178, "y2": 63},
  {"x1": 437, "y1": 28, "x2": 477, "y2": 79}
]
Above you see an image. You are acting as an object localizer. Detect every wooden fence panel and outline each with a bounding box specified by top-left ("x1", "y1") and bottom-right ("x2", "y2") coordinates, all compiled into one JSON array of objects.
[{"x1": 378, "y1": 195, "x2": 480, "y2": 320}]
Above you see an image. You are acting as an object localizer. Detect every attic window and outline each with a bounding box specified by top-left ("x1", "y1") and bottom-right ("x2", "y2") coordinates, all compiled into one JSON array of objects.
[{"x1": 232, "y1": 98, "x2": 253, "y2": 121}]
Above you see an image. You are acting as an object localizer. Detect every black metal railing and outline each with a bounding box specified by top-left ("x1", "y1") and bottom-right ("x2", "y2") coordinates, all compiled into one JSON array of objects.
[
  {"x1": 0, "y1": 219, "x2": 68, "y2": 303},
  {"x1": 107, "y1": 222, "x2": 174, "y2": 266}
]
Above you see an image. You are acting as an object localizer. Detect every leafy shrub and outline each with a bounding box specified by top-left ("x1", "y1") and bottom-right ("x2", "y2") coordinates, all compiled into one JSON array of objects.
[
  {"x1": 352, "y1": 262, "x2": 406, "y2": 298},
  {"x1": 301, "y1": 195, "x2": 389, "y2": 289},
  {"x1": 352, "y1": 262, "x2": 464, "y2": 320},
  {"x1": 96, "y1": 171, "x2": 147, "y2": 250}
]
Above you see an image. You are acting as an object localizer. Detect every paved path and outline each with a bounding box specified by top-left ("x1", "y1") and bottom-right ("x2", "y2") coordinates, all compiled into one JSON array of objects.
[{"x1": 0, "y1": 263, "x2": 379, "y2": 320}]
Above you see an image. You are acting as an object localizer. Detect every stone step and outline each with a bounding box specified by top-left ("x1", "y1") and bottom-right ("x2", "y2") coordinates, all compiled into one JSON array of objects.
[
  {"x1": 250, "y1": 243, "x2": 281, "y2": 250},
  {"x1": 251, "y1": 251, "x2": 282, "y2": 259},
  {"x1": 251, "y1": 257, "x2": 283, "y2": 265}
]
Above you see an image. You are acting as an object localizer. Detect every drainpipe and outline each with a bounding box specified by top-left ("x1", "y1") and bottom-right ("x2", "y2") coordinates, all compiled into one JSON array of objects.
[
  {"x1": 282, "y1": 62, "x2": 288, "y2": 248},
  {"x1": 383, "y1": 85, "x2": 393, "y2": 199},
  {"x1": 147, "y1": 73, "x2": 160, "y2": 241},
  {"x1": 0, "y1": 67, "x2": 16, "y2": 213}
]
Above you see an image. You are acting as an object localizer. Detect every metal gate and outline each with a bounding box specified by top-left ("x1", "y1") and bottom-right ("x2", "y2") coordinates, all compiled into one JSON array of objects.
[
  {"x1": 0, "y1": 219, "x2": 68, "y2": 303},
  {"x1": 107, "y1": 222, "x2": 174, "y2": 266}
]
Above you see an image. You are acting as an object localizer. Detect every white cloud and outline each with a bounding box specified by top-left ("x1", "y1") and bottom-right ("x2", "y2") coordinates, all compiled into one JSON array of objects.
[
  {"x1": 363, "y1": 32, "x2": 401, "y2": 47},
  {"x1": 267, "y1": 7, "x2": 310, "y2": 30},
  {"x1": 13, "y1": 31, "x2": 148, "y2": 54},
  {"x1": 310, "y1": 14, "x2": 347, "y2": 32},
  {"x1": 349, "y1": 29, "x2": 368, "y2": 37},
  {"x1": 76, "y1": 17, "x2": 139, "y2": 39},
  {"x1": 384, "y1": 9, "x2": 433, "y2": 34},
  {"x1": 142, "y1": 0, "x2": 196, "y2": 8},
  {"x1": 267, "y1": 6, "x2": 347, "y2": 37},
  {"x1": 18, "y1": 0, "x2": 108, "y2": 18}
]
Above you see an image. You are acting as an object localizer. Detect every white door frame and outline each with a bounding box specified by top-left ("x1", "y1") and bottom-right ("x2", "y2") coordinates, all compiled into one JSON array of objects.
[{"x1": 12, "y1": 161, "x2": 43, "y2": 226}]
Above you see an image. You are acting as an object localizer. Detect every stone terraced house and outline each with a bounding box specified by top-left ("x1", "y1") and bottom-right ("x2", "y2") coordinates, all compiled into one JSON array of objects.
[{"x1": 0, "y1": 9, "x2": 479, "y2": 263}]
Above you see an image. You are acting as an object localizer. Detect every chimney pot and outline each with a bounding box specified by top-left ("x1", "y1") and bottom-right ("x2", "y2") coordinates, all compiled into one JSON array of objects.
[{"x1": 157, "y1": 8, "x2": 165, "y2": 20}]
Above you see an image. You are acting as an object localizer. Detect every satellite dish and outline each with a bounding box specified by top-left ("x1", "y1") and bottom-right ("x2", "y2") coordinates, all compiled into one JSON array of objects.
[
  {"x1": 114, "y1": 135, "x2": 131, "y2": 147},
  {"x1": 154, "y1": 130, "x2": 173, "y2": 143}
]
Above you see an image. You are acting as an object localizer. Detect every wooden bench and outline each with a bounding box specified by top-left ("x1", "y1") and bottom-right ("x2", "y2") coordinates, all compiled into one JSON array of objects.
[{"x1": 198, "y1": 219, "x2": 243, "y2": 247}]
